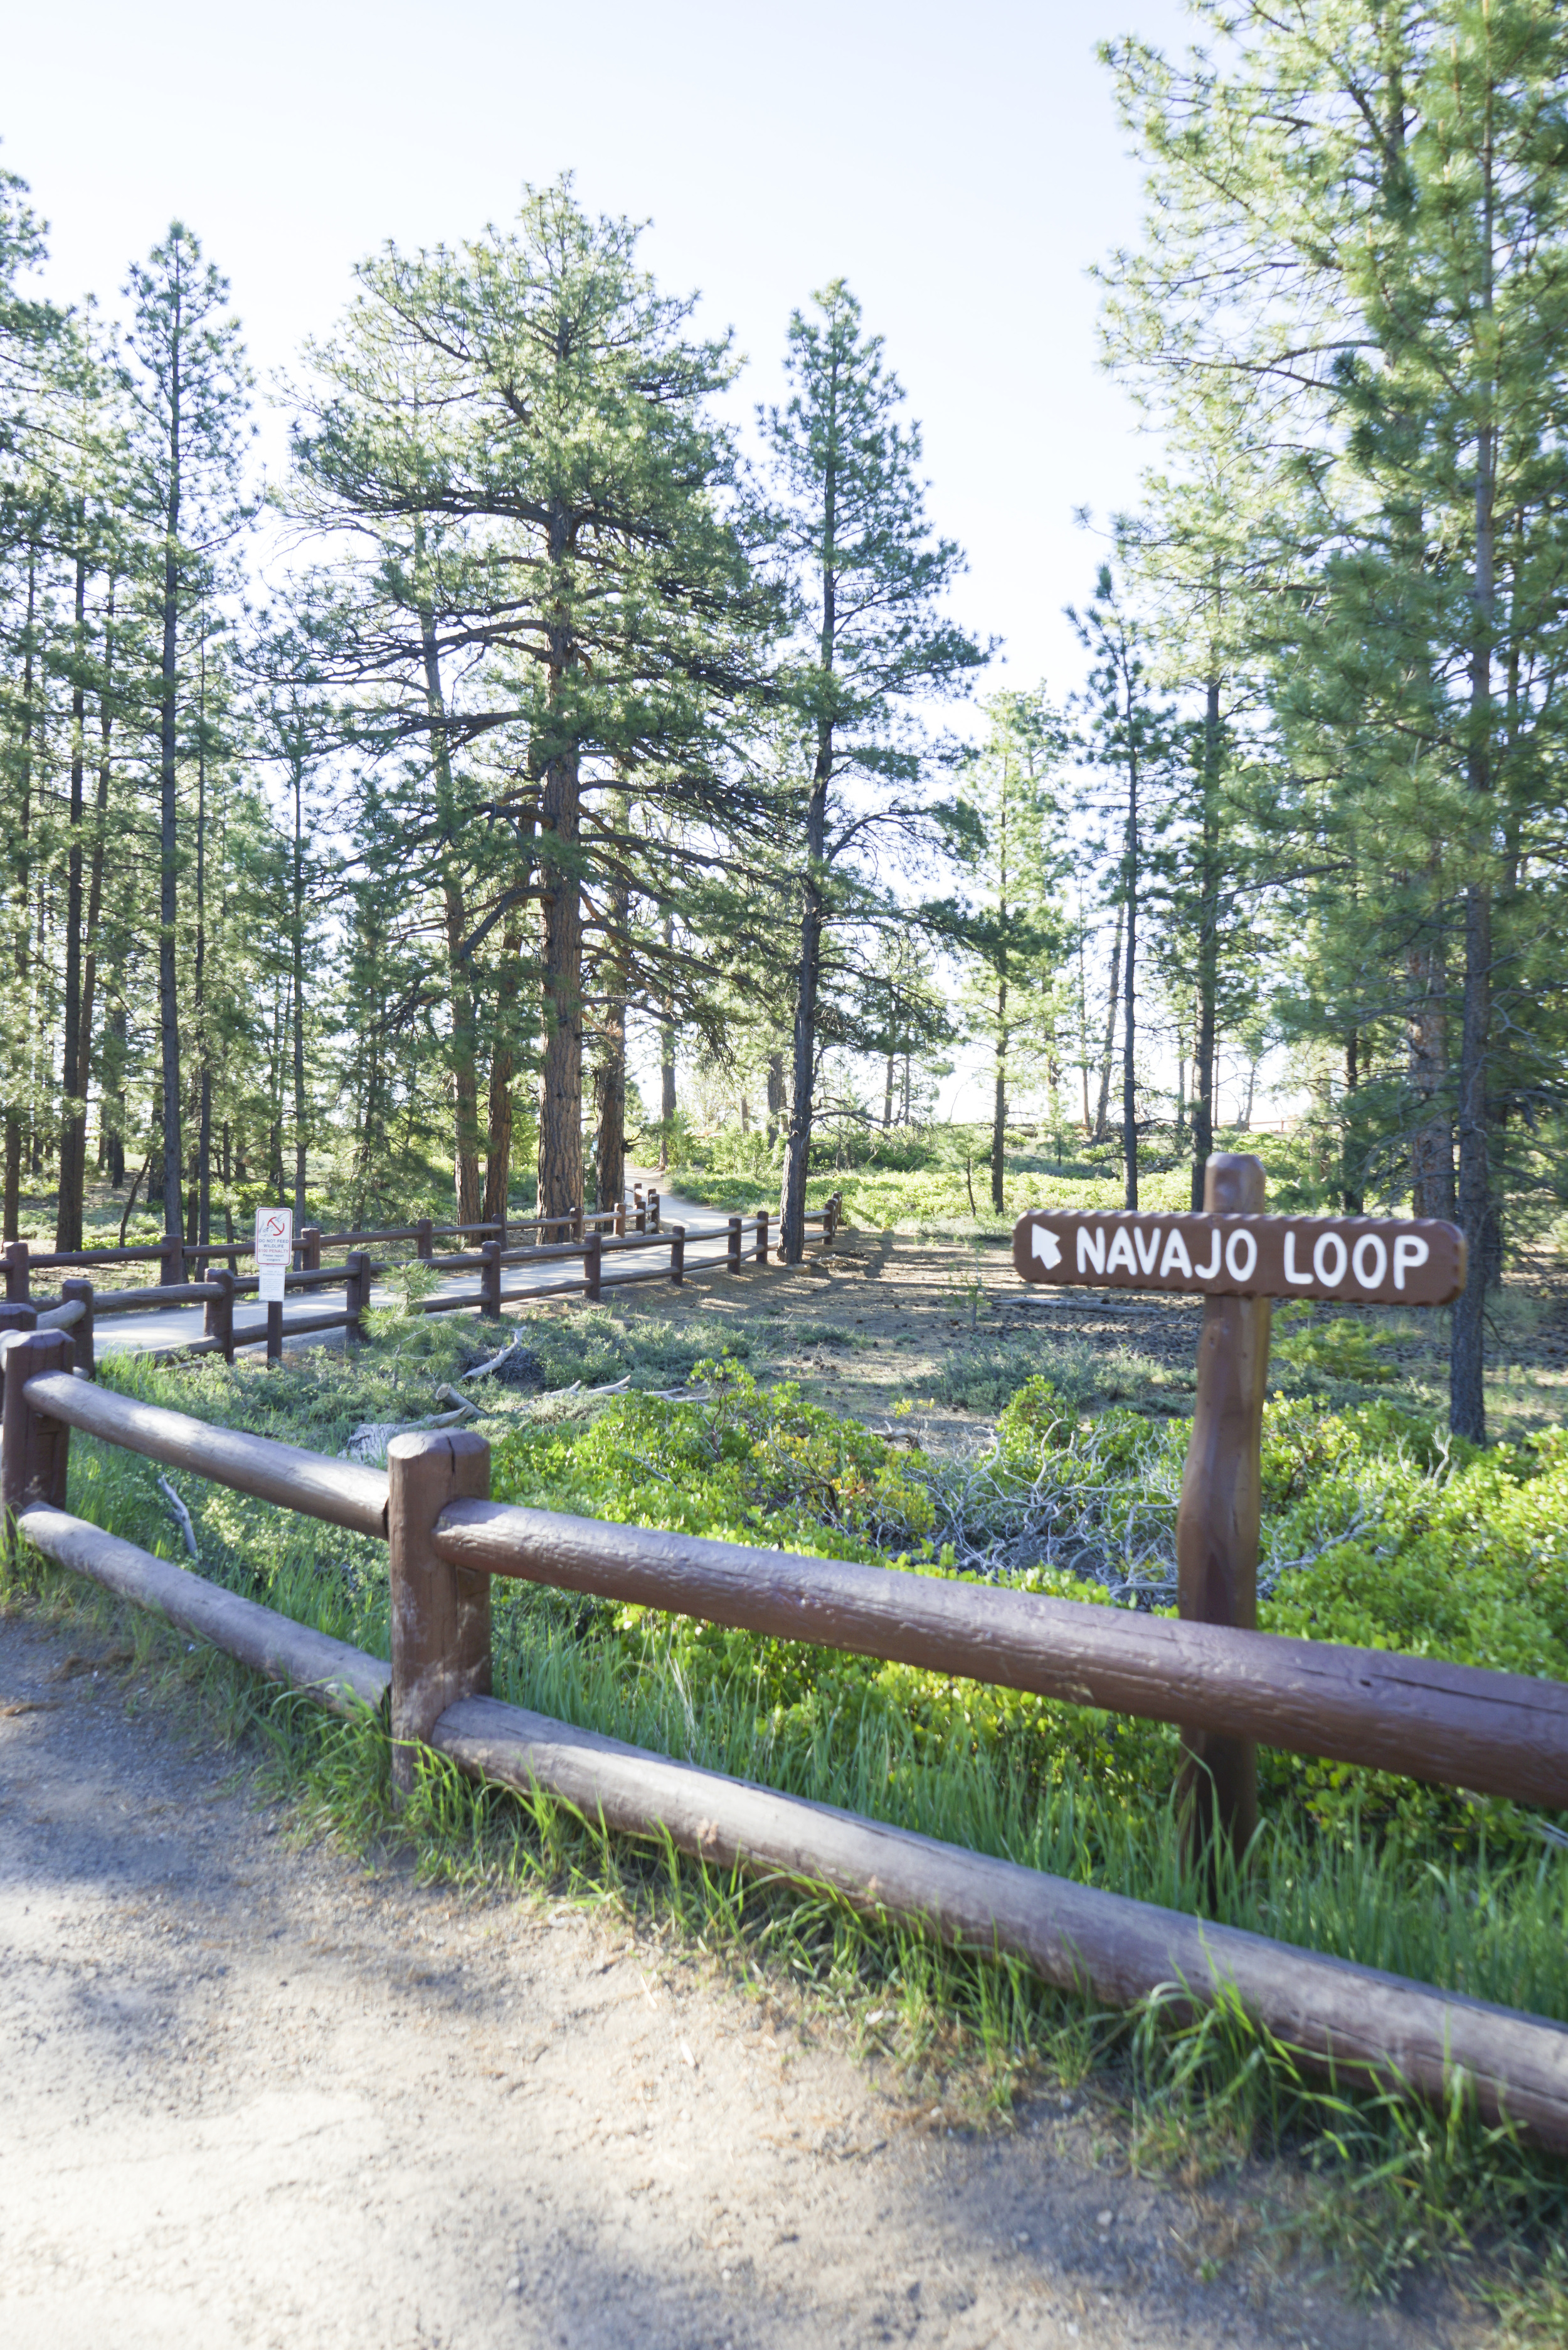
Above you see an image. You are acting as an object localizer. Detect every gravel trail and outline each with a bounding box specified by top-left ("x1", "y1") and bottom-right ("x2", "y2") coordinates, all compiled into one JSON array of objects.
[{"x1": 0, "y1": 1608, "x2": 1489, "y2": 2350}]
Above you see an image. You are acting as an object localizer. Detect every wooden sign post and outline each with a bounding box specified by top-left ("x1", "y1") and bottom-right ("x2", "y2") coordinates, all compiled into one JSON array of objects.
[{"x1": 1012, "y1": 1152, "x2": 1466, "y2": 1871}]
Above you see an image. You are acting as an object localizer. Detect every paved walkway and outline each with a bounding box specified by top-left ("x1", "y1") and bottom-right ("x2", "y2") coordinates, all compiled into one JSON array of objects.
[{"x1": 88, "y1": 1184, "x2": 758, "y2": 1361}]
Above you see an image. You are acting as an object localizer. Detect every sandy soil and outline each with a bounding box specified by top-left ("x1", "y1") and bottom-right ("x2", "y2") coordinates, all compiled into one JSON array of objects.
[
  {"x1": 1, "y1": 1607, "x2": 1496, "y2": 2350},
  {"x1": 566, "y1": 1206, "x2": 1568, "y2": 1447},
  {"x1": 522, "y1": 1218, "x2": 1209, "y2": 1457}
]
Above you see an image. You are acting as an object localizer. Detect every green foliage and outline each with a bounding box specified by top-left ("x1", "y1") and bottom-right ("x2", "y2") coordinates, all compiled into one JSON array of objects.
[
  {"x1": 19, "y1": 1317, "x2": 1568, "y2": 2292},
  {"x1": 1272, "y1": 1309, "x2": 1394, "y2": 1385}
]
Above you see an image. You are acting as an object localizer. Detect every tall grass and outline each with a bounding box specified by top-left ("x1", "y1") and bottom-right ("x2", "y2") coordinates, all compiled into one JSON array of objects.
[{"x1": 11, "y1": 1336, "x2": 1567, "y2": 2321}]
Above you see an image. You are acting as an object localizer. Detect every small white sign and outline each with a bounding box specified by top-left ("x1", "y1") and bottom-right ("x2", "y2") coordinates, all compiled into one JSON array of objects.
[{"x1": 254, "y1": 1206, "x2": 292, "y2": 1305}]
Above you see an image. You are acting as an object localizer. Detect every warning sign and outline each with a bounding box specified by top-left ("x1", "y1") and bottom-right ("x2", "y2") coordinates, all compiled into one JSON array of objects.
[{"x1": 254, "y1": 1206, "x2": 293, "y2": 1304}]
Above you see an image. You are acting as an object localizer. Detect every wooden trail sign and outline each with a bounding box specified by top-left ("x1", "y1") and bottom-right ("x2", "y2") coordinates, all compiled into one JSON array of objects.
[
  {"x1": 1011, "y1": 1155, "x2": 1465, "y2": 1869},
  {"x1": 1012, "y1": 1206, "x2": 1465, "y2": 1307}
]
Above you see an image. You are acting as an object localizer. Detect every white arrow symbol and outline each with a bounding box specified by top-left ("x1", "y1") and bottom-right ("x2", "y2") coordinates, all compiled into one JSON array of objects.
[{"x1": 1031, "y1": 1223, "x2": 1062, "y2": 1270}]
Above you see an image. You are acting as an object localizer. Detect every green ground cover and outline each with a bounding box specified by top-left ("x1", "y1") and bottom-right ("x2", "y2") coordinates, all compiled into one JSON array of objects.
[
  {"x1": 665, "y1": 1119, "x2": 1380, "y2": 1237},
  {"x1": 10, "y1": 1304, "x2": 1567, "y2": 2319}
]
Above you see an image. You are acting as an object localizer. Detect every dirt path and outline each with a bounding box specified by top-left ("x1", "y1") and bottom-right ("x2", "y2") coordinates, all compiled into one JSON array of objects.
[{"x1": 0, "y1": 1610, "x2": 1492, "y2": 2350}]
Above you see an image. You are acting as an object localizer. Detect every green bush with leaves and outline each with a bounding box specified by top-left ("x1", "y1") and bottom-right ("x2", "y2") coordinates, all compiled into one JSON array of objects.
[
  {"x1": 41, "y1": 1339, "x2": 1568, "y2": 2039},
  {"x1": 482, "y1": 1363, "x2": 1568, "y2": 1859}
]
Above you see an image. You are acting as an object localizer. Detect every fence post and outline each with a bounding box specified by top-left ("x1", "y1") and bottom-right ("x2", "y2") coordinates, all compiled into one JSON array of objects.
[
  {"x1": 669, "y1": 1224, "x2": 685, "y2": 1285},
  {"x1": 206, "y1": 1268, "x2": 236, "y2": 1366},
  {"x1": 2, "y1": 1329, "x2": 73, "y2": 1531},
  {"x1": 614, "y1": 1198, "x2": 626, "y2": 1238},
  {"x1": 755, "y1": 1210, "x2": 768, "y2": 1265},
  {"x1": 61, "y1": 1279, "x2": 94, "y2": 1379},
  {"x1": 649, "y1": 1186, "x2": 660, "y2": 1233},
  {"x1": 4, "y1": 1240, "x2": 29, "y2": 1303},
  {"x1": 1175, "y1": 1152, "x2": 1268, "y2": 1871},
  {"x1": 480, "y1": 1238, "x2": 502, "y2": 1321},
  {"x1": 727, "y1": 1215, "x2": 742, "y2": 1275},
  {"x1": 0, "y1": 1304, "x2": 38, "y2": 1425},
  {"x1": 583, "y1": 1230, "x2": 601, "y2": 1303},
  {"x1": 344, "y1": 1251, "x2": 371, "y2": 1346},
  {"x1": 824, "y1": 1194, "x2": 839, "y2": 1248},
  {"x1": 302, "y1": 1225, "x2": 322, "y2": 1273},
  {"x1": 160, "y1": 1231, "x2": 184, "y2": 1292},
  {"x1": 266, "y1": 1299, "x2": 283, "y2": 1365},
  {"x1": 416, "y1": 1218, "x2": 433, "y2": 1262},
  {"x1": 634, "y1": 1184, "x2": 645, "y2": 1234},
  {"x1": 388, "y1": 1428, "x2": 492, "y2": 1799}
]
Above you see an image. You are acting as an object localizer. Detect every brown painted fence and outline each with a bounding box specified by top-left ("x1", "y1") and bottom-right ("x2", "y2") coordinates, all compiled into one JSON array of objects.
[
  {"x1": 0, "y1": 1191, "x2": 842, "y2": 1366},
  {"x1": 4, "y1": 1334, "x2": 1565, "y2": 2149}
]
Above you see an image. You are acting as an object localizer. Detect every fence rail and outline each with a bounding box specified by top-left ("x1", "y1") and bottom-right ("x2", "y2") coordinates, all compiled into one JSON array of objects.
[
  {"x1": 0, "y1": 1191, "x2": 841, "y2": 1366},
  {"x1": 5, "y1": 1342, "x2": 1566, "y2": 2151}
]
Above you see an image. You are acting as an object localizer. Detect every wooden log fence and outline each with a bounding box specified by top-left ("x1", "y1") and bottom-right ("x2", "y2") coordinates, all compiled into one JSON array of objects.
[
  {"x1": 4, "y1": 1362, "x2": 1566, "y2": 2149},
  {"x1": 0, "y1": 1190, "x2": 838, "y2": 1364}
]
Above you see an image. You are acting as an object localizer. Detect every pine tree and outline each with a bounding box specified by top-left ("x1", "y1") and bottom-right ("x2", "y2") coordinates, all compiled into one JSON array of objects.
[
  {"x1": 1102, "y1": 0, "x2": 1568, "y2": 1438},
  {"x1": 287, "y1": 178, "x2": 769, "y2": 1226},
  {"x1": 122, "y1": 223, "x2": 251, "y2": 1241},
  {"x1": 953, "y1": 688, "x2": 1069, "y2": 1210},
  {"x1": 760, "y1": 281, "x2": 987, "y2": 1260},
  {"x1": 1070, "y1": 566, "x2": 1173, "y2": 1211}
]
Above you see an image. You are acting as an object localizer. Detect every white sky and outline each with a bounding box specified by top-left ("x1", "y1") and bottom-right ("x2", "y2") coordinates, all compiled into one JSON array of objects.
[{"x1": 8, "y1": 0, "x2": 1287, "y2": 1130}]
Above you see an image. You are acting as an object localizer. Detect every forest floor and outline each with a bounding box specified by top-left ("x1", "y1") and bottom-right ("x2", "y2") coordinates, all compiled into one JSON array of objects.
[
  {"x1": 509, "y1": 1213, "x2": 1568, "y2": 1454},
  {"x1": 5, "y1": 1205, "x2": 1563, "y2": 2345},
  {"x1": 1, "y1": 1602, "x2": 1503, "y2": 2350}
]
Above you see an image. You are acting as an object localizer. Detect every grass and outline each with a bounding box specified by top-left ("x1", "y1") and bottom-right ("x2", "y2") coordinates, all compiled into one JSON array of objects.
[
  {"x1": 7, "y1": 1319, "x2": 1568, "y2": 2325},
  {"x1": 665, "y1": 1119, "x2": 1371, "y2": 1241}
]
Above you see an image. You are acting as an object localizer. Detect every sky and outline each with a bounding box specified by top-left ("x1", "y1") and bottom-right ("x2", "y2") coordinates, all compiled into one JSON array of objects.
[
  {"x1": 6, "y1": 0, "x2": 1195, "y2": 691},
  {"x1": 5, "y1": 0, "x2": 1281, "y2": 1127}
]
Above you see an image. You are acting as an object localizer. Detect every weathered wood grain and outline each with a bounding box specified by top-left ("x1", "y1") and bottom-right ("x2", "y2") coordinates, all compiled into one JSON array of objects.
[
  {"x1": 1177, "y1": 1154, "x2": 1269, "y2": 1858},
  {"x1": 429, "y1": 1499, "x2": 1568, "y2": 1809},
  {"x1": 21, "y1": 1369, "x2": 389, "y2": 1538},
  {"x1": 17, "y1": 1504, "x2": 389, "y2": 1716},
  {"x1": 388, "y1": 1430, "x2": 491, "y2": 1795},
  {"x1": 1013, "y1": 1205, "x2": 1465, "y2": 1305},
  {"x1": 433, "y1": 1691, "x2": 1568, "y2": 2151}
]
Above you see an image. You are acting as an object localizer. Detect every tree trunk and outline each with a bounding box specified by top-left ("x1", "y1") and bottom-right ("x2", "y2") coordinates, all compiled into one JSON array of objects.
[
  {"x1": 594, "y1": 816, "x2": 630, "y2": 1217},
  {"x1": 766, "y1": 1050, "x2": 784, "y2": 1145},
  {"x1": 1076, "y1": 906, "x2": 1091, "y2": 1134},
  {"x1": 990, "y1": 772, "x2": 1011, "y2": 1215},
  {"x1": 1341, "y1": 1031, "x2": 1364, "y2": 1214},
  {"x1": 193, "y1": 620, "x2": 212, "y2": 1247},
  {"x1": 990, "y1": 969, "x2": 1008, "y2": 1215},
  {"x1": 659, "y1": 910, "x2": 677, "y2": 1167},
  {"x1": 102, "y1": 995, "x2": 127, "y2": 1189},
  {"x1": 292, "y1": 745, "x2": 307, "y2": 1233},
  {"x1": 780, "y1": 765, "x2": 828, "y2": 1263},
  {"x1": 537, "y1": 740, "x2": 583, "y2": 1224},
  {"x1": 1121, "y1": 742, "x2": 1140, "y2": 1213},
  {"x1": 6, "y1": 553, "x2": 37, "y2": 1243},
  {"x1": 1190, "y1": 676, "x2": 1221, "y2": 1210},
  {"x1": 158, "y1": 311, "x2": 184, "y2": 1244},
  {"x1": 1406, "y1": 866, "x2": 1453, "y2": 1220},
  {"x1": 418, "y1": 597, "x2": 484, "y2": 1223},
  {"x1": 594, "y1": 1005, "x2": 626, "y2": 1220},
  {"x1": 77, "y1": 584, "x2": 114, "y2": 1196},
  {"x1": 781, "y1": 398, "x2": 842, "y2": 1268},
  {"x1": 882, "y1": 1053, "x2": 894, "y2": 1129},
  {"x1": 483, "y1": 920, "x2": 523, "y2": 1225},
  {"x1": 56, "y1": 531, "x2": 88, "y2": 1250},
  {"x1": 1093, "y1": 902, "x2": 1123, "y2": 1144},
  {"x1": 1450, "y1": 159, "x2": 1495, "y2": 1446}
]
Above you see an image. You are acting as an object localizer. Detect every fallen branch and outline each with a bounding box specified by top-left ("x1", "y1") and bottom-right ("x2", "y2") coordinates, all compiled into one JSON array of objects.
[
  {"x1": 460, "y1": 1334, "x2": 536, "y2": 1383},
  {"x1": 156, "y1": 1472, "x2": 199, "y2": 1563}
]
